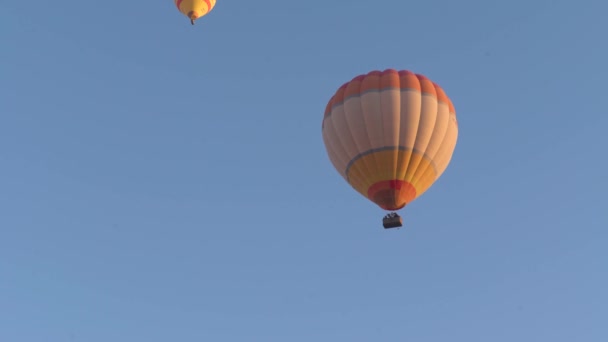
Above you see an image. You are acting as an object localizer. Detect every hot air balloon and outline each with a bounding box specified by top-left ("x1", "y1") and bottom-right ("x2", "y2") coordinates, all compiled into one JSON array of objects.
[
  {"x1": 321, "y1": 69, "x2": 458, "y2": 229},
  {"x1": 174, "y1": 0, "x2": 216, "y2": 25}
]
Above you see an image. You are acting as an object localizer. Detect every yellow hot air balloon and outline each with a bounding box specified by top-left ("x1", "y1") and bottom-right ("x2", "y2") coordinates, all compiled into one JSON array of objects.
[
  {"x1": 321, "y1": 69, "x2": 459, "y2": 229},
  {"x1": 174, "y1": 0, "x2": 216, "y2": 25}
]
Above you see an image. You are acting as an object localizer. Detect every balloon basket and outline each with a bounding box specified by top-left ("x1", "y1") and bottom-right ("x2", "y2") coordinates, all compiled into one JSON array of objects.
[{"x1": 382, "y1": 213, "x2": 403, "y2": 229}]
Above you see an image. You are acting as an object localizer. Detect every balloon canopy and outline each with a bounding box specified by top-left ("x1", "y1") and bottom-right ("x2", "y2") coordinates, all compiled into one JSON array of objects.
[
  {"x1": 321, "y1": 69, "x2": 459, "y2": 212},
  {"x1": 174, "y1": 0, "x2": 216, "y2": 24}
]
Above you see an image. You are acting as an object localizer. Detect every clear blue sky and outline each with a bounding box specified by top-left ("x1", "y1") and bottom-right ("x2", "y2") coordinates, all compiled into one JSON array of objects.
[{"x1": 2, "y1": 0, "x2": 607, "y2": 341}]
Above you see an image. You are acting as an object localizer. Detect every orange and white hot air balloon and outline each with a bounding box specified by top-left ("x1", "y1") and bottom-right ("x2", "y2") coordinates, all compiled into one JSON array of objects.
[
  {"x1": 321, "y1": 69, "x2": 459, "y2": 229},
  {"x1": 174, "y1": 0, "x2": 216, "y2": 25}
]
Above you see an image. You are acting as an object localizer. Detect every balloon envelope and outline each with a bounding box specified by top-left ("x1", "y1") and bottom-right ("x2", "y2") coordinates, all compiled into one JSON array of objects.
[
  {"x1": 174, "y1": 0, "x2": 216, "y2": 23},
  {"x1": 321, "y1": 69, "x2": 458, "y2": 211}
]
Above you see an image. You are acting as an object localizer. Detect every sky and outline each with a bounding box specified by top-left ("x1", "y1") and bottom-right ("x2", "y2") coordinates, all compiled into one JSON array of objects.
[{"x1": 1, "y1": 0, "x2": 608, "y2": 341}]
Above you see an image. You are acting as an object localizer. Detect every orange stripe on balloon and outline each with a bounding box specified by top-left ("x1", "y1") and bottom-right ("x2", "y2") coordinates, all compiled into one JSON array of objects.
[
  {"x1": 417, "y1": 74, "x2": 437, "y2": 97},
  {"x1": 333, "y1": 83, "x2": 348, "y2": 106},
  {"x1": 344, "y1": 75, "x2": 364, "y2": 98},
  {"x1": 398, "y1": 70, "x2": 422, "y2": 91},
  {"x1": 203, "y1": 0, "x2": 212, "y2": 12},
  {"x1": 367, "y1": 180, "x2": 417, "y2": 211},
  {"x1": 323, "y1": 69, "x2": 441, "y2": 121}
]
